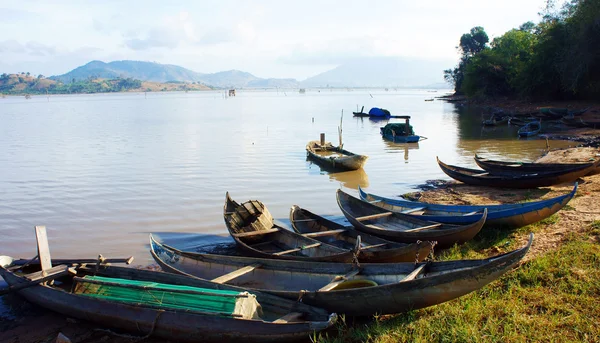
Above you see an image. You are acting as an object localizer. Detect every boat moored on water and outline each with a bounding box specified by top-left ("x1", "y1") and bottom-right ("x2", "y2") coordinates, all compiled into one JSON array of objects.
[{"x1": 306, "y1": 140, "x2": 368, "y2": 171}]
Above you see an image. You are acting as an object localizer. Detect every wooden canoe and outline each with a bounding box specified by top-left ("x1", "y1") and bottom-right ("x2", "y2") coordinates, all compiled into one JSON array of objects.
[
  {"x1": 0, "y1": 256, "x2": 336, "y2": 342},
  {"x1": 289, "y1": 205, "x2": 435, "y2": 263},
  {"x1": 306, "y1": 141, "x2": 368, "y2": 171},
  {"x1": 358, "y1": 183, "x2": 577, "y2": 228},
  {"x1": 150, "y1": 233, "x2": 533, "y2": 316},
  {"x1": 518, "y1": 121, "x2": 541, "y2": 137},
  {"x1": 474, "y1": 155, "x2": 598, "y2": 175},
  {"x1": 437, "y1": 157, "x2": 599, "y2": 188},
  {"x1": 335, "y1": 189, "x2": 487, "y2": 248},
  {"x1": 224, "y1": 192, "x2": 356, "y2": 262}
]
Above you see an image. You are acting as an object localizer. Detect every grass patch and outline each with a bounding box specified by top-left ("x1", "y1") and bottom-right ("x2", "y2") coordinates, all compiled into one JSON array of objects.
[
  {"x1": 562, "y1": 204, "x2": 575, "y2": 211},
  {"x1": 316, "y1": 235, "x2": 600, "y2": 343}
]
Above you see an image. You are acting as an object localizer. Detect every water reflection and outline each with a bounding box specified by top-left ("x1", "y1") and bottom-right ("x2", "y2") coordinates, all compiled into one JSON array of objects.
[
  {"x1": 382, "y1": 141, "x2": 420, "y2": 161},
  {"x1": 328, "y1": 169, "x2": 369, "y2": 189}
]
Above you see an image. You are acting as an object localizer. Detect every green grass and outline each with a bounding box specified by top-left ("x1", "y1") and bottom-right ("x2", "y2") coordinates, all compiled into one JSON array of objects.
[{"x1": 315, "y1": 228, "x2": 600, "y2": 343}]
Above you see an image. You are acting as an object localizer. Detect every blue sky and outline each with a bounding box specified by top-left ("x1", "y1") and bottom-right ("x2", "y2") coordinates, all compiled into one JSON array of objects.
[{"x1": 0, "y1": 0, "x2": 554, "y2": 79}]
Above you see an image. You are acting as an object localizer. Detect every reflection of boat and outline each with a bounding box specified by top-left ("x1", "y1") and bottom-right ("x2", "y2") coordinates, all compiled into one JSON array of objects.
[
  {"x1": 437, "y1": 157, "x2": 599, "y2": 188},
  {"x1": 306, "y1": 140, "x2": 368, "y2": 172},
  {"x1": 224, "y1": 193, "x2": 356, "y2": 262},
  {"x1": 382, "y1": 141, "x2": 419, "y2": 161},
  {"x1": 336, "y1": 189, "x2": 487, "y2": 248},
  {"x1": 475, "y1": 155, "x2": 598, "y2": 175},
  {"x1": 328, "y1": 168, "x2": 369, "y2": 189},
  {"x1": 289, "y1": 206, "x2": 433, "y2": 263},
  {"x1": 518, "y1": 121, "x2": 541, "y2": 137},
  {"x1": 358, "y1": 184, "x2": 577, "y2": 228},
  {"x1": 150, "y1": 234, "x2": 533, "y2": 316}
]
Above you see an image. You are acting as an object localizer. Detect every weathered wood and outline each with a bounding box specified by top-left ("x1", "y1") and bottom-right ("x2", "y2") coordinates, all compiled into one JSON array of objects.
[
  {"x1": 303, "y1": 229, "x2": 347, "y2": 238},
  {"x1": 11, "y1": 257, "x2": 134, "y2": 267},
  {"x1": 0, "y1": 265, "x2": 76, "y2": 296},
  {"x1": 319, "y1": 269, "x2": 361, "y2": 292},
  {"x1": 273, "y1": 312, "x2": 303, "y2": 323},
  {"x1": 232, "y1": 228, "x2": 279, "y2": 238},
  {"x1": 211, "y1": 264, "x2": 261, "y2": 284},
  {"x1": 360, "y1": 243, "x2": 387, "y2": 250},
  {"x1": 35, "y1": 226, "x2": 52, "y2": 275},
  {"x1": 355, "y1": 212, "x2": 393, "y2": 222},
  {"x1": 404, "y1": 223, "x2": 442, "y2": 232},
  {"x1": 273, "y1": 243, "x2": 321, "y2": 256},
  {"x1": 399, "y1": 264, "x2": 426, "y2": 282},
  {"x1": 401, "y1": 207, "x2": 426, "y2": 214}
]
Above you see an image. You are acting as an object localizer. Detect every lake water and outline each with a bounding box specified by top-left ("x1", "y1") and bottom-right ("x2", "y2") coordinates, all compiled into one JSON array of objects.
[{"x1": 0, "y1": 89, "x2": 577, "y2": 264}]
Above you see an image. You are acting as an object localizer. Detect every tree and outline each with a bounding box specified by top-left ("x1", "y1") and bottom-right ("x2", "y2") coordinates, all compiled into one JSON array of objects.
[{"x1": 459, "y1": 26, "x2": 489, "y2": 57}]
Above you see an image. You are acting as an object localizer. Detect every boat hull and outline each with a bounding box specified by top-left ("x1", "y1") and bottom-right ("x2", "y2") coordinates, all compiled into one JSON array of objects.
[
  {"x1": 306, "y1": 141, "x2": 368, "y2": 171},
  {"x1": 150, "y1": 234, "x2": 532, "y2": 317},
  {"x1": 474, "y1": 155, "x2": 597, "y2": 175},
  {"x1": 358, "y1": 184, "x2": 577, "y2": 228}
]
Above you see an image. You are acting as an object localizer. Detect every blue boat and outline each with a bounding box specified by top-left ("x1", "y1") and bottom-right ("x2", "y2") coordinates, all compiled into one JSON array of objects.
[
  {"x1": 358, "y1": 183, "x2": 577, "y2": 228},
  {"x1": 380, "y1": 121, "x2": 421, "y2": 143}
]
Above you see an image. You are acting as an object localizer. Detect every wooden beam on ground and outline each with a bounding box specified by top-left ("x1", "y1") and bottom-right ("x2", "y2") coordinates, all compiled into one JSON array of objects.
[
  {"x1": 273, "y1": 243, "x2": 321, "y2": 256},
  {"x1": 233, "y1": 228, "x2": 279, "y2": 238},
  {"x1": 355, "y1": 212, "x2": 393, "y2": 222},
  {"x1": 404, "y1": 223, "x2": 442, "y2": 233},
  {"x1": 211, "y1": 264, "x2": 261, "y2": 284},
  {"x1": 399, "y1": 264, "x2": 426, "y2": 282},
  {"x1": 303, "y1": 229, "x2": 347, "y2": 238}
]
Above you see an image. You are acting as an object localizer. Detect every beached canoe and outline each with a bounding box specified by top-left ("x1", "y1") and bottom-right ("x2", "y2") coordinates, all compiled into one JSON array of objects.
[
  {"x1": 150, "y1": 234, "x2": 532, "y2": 316},
  {"x1": 474, "y1": 155, "x2": 598, "y2": 175},
  {"x1": 336, "y1": 189, "x2": 487, "y2": 248},
  {"x1": 0, "y1": 256, "x2": 336, "y2": 342},
  {"x1": 306, "y1": 141, "x2": 368, "y2": 171},
  {"x1": 289, "y1": 205, "x2": 435, "y2": 263},
  {"x1": 358, "y1": 183, "x2": 577, "y2": 228},
  {"x1": 518, "y1": 121, "x2": 541, "y2": 137},
  {"x1": 224, "y1": 192, "x2": 356, "y2": 262},
  {"x1": 437, "y1": 157, "x2": 598, "y2": 188}
]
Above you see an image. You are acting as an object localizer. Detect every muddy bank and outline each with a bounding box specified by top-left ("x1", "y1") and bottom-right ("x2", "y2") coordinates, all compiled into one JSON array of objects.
[{"x1": 439, "y1": 94, "x2": 600, "y2": 146}]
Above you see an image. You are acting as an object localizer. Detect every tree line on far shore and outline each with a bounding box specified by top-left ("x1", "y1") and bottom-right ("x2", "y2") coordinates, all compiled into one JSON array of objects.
[
  {"x1": 0, "y1": 73, "x2": 143, "y2": 95},
  {"x1": 444, "y1": 0, "x2": 599, "y2": 100}
]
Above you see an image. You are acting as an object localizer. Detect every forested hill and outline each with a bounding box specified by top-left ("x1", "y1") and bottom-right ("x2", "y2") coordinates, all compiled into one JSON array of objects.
[
  {"x1": 51, "y1": 60, "x2": 300, "y2": 88},
  {"x1": 444, "y1": 0, "x2": 599, "y2": 100}
]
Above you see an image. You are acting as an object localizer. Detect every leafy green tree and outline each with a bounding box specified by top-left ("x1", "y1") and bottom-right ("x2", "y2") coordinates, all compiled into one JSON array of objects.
[{"x1": 459, "y1": 27, "x2": 489, "y2": 57}]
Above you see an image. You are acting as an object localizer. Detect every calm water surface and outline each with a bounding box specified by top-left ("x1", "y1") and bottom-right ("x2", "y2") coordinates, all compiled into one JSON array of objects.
[{"x1": 0, "y1": 90, "x2": 577, "y2": 263}]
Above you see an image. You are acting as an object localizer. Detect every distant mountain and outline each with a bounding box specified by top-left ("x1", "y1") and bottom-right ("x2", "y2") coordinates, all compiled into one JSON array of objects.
[
  {"x1": 50, "y1": 60, "x2": 299, "y2": 88},
  {"x1": 300, "y1": 57, "x2": 453, "y2": 88}
]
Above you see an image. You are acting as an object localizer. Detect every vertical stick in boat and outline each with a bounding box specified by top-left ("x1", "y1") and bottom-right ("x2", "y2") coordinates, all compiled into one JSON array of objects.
[{"x1": 34, "y1": 226, "x2": 52, "y2": 277}]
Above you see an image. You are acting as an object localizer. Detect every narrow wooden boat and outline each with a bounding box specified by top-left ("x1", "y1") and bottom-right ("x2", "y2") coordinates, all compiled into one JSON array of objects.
[
  {"x1": 289, "y1": 205, "x2": 435, "y2": 263},
  {"x1": 0, "y1": 256, "x2": 336, "y2": 342},
  {"x1": 437, "y1": 157, "x2": 599, "y2": 188},
  {"x1": 518, "y1": 121, "x2": 541, "y2": 137},
  {"x1": 358, "y1": 183, "x2": 577, "y2": 228},
  {"x1": 224, "y1": 192, "x2": 356, "y2": 262},
  {"x1": 508, "y1": 116, "x2": 538, "y2": 126},
  {"x1": 150, "y1": 233, "x2": 533, "y2": 316},
  {"x1": 482, "y1": 116, "x2": 509, "y2": 126},
  {"x1": 335, "y1": 189, "x2": 487, "y2": 248},
  {"x1": 306, "y1": 140, "x2": 368, "y2": 171},
  {"x1": 475, "y1": 155, "x2": 597, "y2": 175}
]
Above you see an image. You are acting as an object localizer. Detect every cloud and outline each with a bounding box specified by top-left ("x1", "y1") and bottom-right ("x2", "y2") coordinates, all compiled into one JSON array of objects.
[
  {"x1": 279, "y1": 37, "x2": 380, "y2": 65},
  {"x1": 197, "y1": 29, "x2": 235, "y2": 45},
  {"x1": 124, "y1": 27, "x2": 180, "y2": 50},
  {"x1": 0, "y1": 40, "x2": 56, "y2": 56}
]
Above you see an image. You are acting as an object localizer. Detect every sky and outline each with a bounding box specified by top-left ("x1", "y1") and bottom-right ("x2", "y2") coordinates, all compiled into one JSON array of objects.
[{"x1": 0, "y1": 0, "x2": 554, "y2": 80}]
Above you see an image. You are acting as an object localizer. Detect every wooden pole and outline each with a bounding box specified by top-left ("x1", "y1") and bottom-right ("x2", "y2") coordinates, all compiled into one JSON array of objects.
[{"x1": 320, "y1": 133, "x2": 325, "y2": 146}]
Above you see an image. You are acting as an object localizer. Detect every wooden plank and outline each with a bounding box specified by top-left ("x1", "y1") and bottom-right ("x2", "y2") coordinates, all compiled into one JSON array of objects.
[
  {"x1": 273, "y1": 243, "x2": 321, "y2": 256},
  {"x1": 404, "y1": 223, "x2": 442, "y2": 233},
  {"x1": 399, "y1": 264, "x2": 426, "y2": 282},
  {"x1": 211, "y1": 264, "x2": 261, "y2": 284},
  {"x1": 401, "y1": 207, "x2": 426, "y2": 214},
  {"x1": 273, "y1": 312, "x2": 304, "y2": 323},
  {"x1": 303, "y1": 229, "x2": 347, "y2": 238},
  {"x1": 11, "y1": 257, "x2": 134, "y2": 267},
  {"x1": 319, "y1": 269, "x2": 361, "y2": 292},
  {"x1": 0, "y1": 265, "x2": 76, "y2": 296},
  {"x1": 365, "y1": 224, "x2": 386, "y2": 231},
  {"x1": 35, "y1": 226, "x2": 52, "y2": 275},
  {"x1": 355, "y1": 212, "x2": 393, "y2": 222},
  {"x1": 360, "y1": 243, "x2": 387, "y2": 250},
  {"x1": 233, "y1": 228, "x2": 279, "y2": 238}
]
